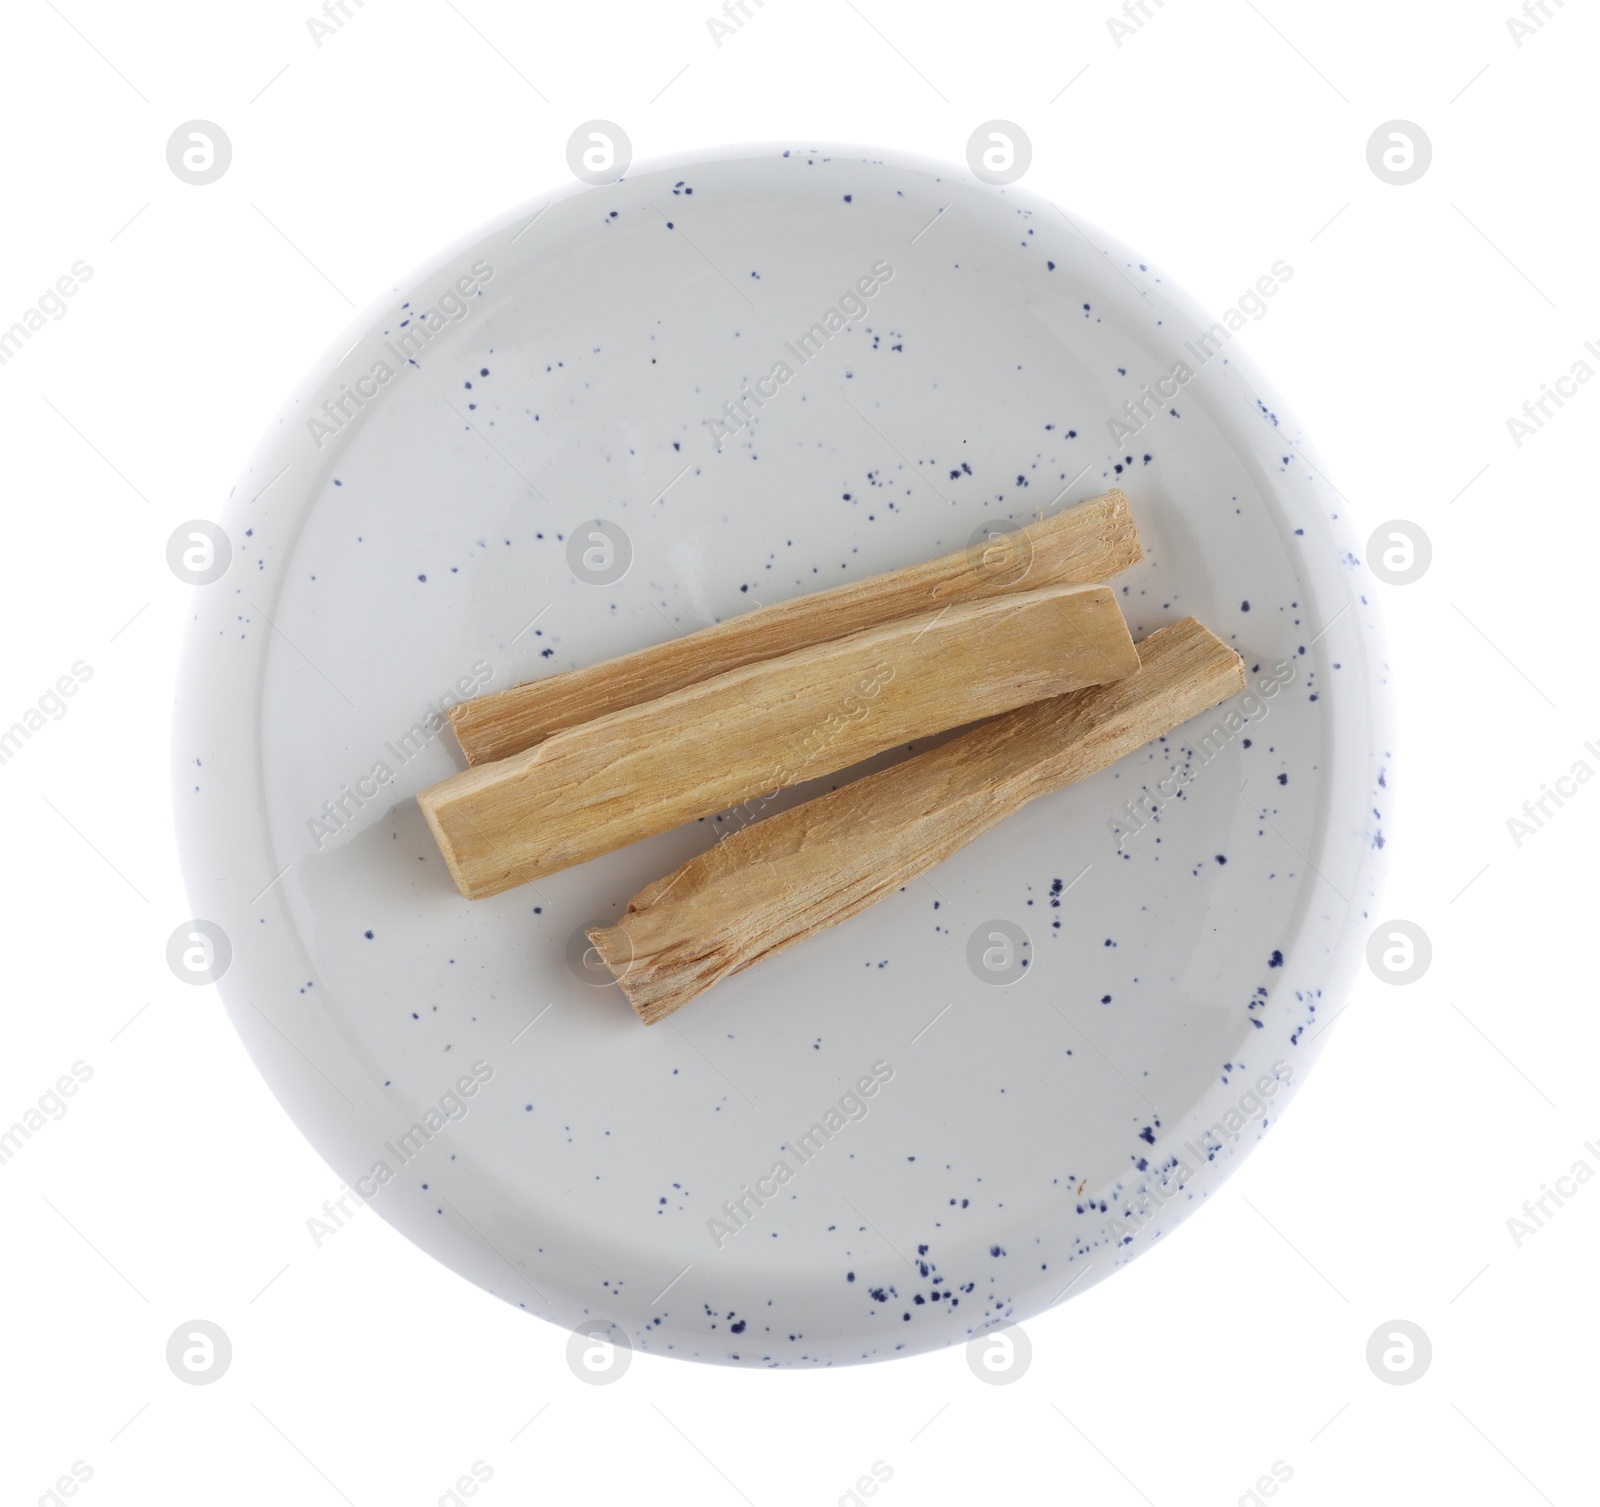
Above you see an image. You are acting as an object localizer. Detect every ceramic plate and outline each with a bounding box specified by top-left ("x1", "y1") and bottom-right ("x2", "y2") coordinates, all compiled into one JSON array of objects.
[{"x1": 174, "y1": 142, "x2": 1391, "y2": 1366}]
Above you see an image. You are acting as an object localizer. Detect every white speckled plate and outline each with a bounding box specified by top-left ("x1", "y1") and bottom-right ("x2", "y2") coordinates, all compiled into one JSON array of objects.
[{"x1": 174, "y1": 142, "x2": 1391, "y2": 1366}]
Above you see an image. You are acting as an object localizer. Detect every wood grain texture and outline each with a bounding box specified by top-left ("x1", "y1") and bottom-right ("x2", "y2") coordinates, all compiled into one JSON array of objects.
[
  {"x1": 589, "y1": 617, "x2": 1245, "y2": 1023},
  {"x1": 448, "y1": 488, "x2": 1142, "y2": 764},
  {"x1": 419, "y1": 582, "x2": 1139, "y2": 898}
]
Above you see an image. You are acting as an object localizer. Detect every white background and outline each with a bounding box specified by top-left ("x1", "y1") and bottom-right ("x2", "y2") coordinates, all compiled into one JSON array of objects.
[{"x1": 1, "y1": 1, "x2": 1595, "y2": 1503}]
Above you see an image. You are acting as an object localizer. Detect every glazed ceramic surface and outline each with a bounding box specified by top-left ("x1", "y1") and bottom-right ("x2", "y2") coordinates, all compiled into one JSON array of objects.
[{"x1": 174, "y1": 143, "x2": 1391, "y2": 1366}]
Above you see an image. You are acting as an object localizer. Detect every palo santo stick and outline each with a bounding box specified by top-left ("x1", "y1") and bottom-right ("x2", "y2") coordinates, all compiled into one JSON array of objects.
[
  {"x1": 419, "y1": 583, "x2": 1138, "y2": 898},
  {"x1": 448, "y1": 488, "x2": 1142, "y2": 764},
  {"x1": 589, "y1": 617, "x2": 1244, "y2": 1023}
]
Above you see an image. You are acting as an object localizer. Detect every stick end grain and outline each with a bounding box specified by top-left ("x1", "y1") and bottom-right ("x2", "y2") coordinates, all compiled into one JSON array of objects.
[
  {"x1": 415, "y1": 787, "x2": 480, "y2": 900},
  {"x1": 585, "y1": 921, "x2": 677, "y2": 1025},
  {"x1": 1020, "y1": 487, "x2": 1145, "y2": 585},
  {"x1": 1094, "y1": 487, "x2": 1145, "y2": 573},
  {"x1": 1063, "y1": 584, "x2": 1141, "y2": 684},
  {"x1": 445, "y1": 698, "x2": 500, "y2": 766},
  {"x1": 1156, "y1": 616, "x2": 1246, "y2": 693},
  {"x1": 444, "y1": 695, "x2": 474, "y2": 742}
]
